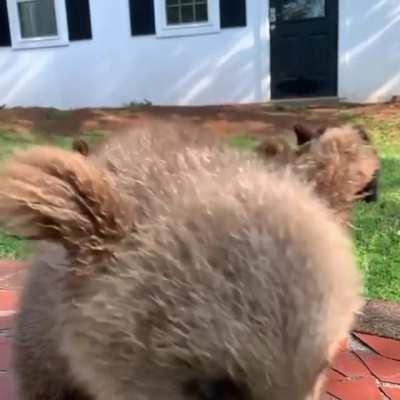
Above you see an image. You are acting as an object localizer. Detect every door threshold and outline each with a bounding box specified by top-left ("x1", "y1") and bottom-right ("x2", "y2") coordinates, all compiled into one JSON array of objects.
[{"x1": 270, "y1": 96, "x2": 343, "y2": 105}]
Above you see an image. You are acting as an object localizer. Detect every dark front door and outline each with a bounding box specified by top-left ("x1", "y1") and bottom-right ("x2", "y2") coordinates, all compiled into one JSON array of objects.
[{"x1": 270, "y1": 0, "x2": 338, "y2": 99}]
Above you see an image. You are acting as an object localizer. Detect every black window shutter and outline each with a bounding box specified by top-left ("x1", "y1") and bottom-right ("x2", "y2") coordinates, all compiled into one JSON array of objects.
[
  {"x1": 129, "y1": 0, "x2": 155, "y2": 36},
  {"x1": 220, "y1": 0, "x2": 247, "y2": 29},
  {"x1": 0, "y1": 0, "x2": 11, "y2": 47},
  {"x1": 65, "y1": 0, "x2": 93, "y2": 41}
]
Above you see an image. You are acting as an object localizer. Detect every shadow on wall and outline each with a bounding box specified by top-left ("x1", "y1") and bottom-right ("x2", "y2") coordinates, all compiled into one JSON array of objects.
[
  {"x1": 340, "y1": 1, "x2": 400, "y2": 102},
  {"x1": 167, "y1": 33, "x2": 259, "y2": 105},
  {"x1": 0, "y1": 52, "x2": 56, "y2": 104},
  {"x1": 0, "y1": 27, "x2": 267, "y2": 109},
  {"x1": 99, "y1": 29, "x2": 265, "y2": 107}
]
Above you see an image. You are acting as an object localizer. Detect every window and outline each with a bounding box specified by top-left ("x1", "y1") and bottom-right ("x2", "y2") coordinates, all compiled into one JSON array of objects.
[
  {"x1": 6, "y1": 0, "x2": 69, "y2": 49},
  {"x1": 129, "y1": 0, "x2": 247, "y2": 38},
  {"x1": 166, "y1": 0, "x2": 208, "y2": 25},
  {"x1": 154, "y1": 0, "x2": 220, "y2": 38},
  {"x1": 282, "y1": 0, "x2": 326, "y2": 21},
  {"x1": 17, "y1": 0, "x2": 57, "y2": 38}
]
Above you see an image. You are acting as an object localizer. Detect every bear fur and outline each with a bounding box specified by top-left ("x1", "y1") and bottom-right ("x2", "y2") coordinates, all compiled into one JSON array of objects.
[
  {"x1": 256, "y1": 124, "x2": 380, "y2": 225},
  {"x1": 292, "y1": 123, "x2": 380, "y2": 203},
  {"x1": 0, "y1": 122, "x2": 363, "y2": 400}
]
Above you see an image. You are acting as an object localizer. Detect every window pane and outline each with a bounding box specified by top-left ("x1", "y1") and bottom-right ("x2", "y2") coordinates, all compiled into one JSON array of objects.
[
  {"x1": 181, "y1": 5, "x2": 194, "y2": 23},
  {"x1": 18, "y1": 0, "x2": 58, "y2": 38},
  {"x1": 167, "y1": 6, "x2": 180, "y2": 24},
  {"x1": 166, "y1": 0, "x2": 208, "y2": 25},
  {"x1": 195, "y1": 4, "x2": 208, "y2": 22},
  {"x1": 282, "y1": 0, "x2": 325, "y2": 21}
]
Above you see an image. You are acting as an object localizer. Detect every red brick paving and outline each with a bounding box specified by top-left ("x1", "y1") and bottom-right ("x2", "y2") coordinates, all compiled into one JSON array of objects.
[
  {"x1": 382, "y1": 387, "x2": 400, "y2": 400},
  {"x1": 0, "y1": 373, "x2": 16, "y2": 400},
  {"x1": 326, "y1": 368, "x2": 346, "y2": 381},
  {"x1": 354, "y1": 333, "x2": 400, "y2": 362},
  {"x1": 331, "y1": 348, "x2": 371, "y2": 378},
  {"x1": 0, "y1": 291, "x2": 19, "y2": 313},
  {"x1": 0, "y1": 337, "x2": 12, "y2": 372},
  {"x1": 356, "y1": 353, "x2": 400, "y2": 385},
  {"x1": 326, "y1": 376, "x2": 383, "y2": 400},
  {"x1": 1, "y1": 260, "x2": 400, "y2": 400},
  {"x1": 0, "y1": 316, "x2": 13, "y2": 331}
]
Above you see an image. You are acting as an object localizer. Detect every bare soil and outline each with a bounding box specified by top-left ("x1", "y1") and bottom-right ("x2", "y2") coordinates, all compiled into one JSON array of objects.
[{"x1": 1, "y1": 101, "x2": 400, "y2": 139}]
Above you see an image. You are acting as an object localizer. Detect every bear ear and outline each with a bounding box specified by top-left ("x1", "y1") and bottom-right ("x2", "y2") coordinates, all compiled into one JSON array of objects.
[
  {"x1": 293, "y1": 124, "x2": 315, "y2": 145},
  {"x1": 0, "y1": 146, "x2": 133, "y2": 268},
  {"x1": 256, "y1": 137, "x2": 290, "y2": 160},
  {"x1": 293, "y1": 124, "x2": 327, "y2": 146},
  {"x1": 72, "y1": 137, "x2": 90, "y2": 156}
]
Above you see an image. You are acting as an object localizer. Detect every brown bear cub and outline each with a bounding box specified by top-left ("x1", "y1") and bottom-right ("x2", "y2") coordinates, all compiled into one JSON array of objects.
[
  {"x1": 293, "y1": 123, "x2": 380, "y2": 204},
  {"x1": 257, "y1": 123, "x2": 380, "y2": 225},
  {"x1": 0, "y1": 124, "x2": 363, "y2": 400}
]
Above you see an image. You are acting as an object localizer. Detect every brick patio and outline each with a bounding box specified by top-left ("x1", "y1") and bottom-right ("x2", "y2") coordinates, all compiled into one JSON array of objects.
[{"x1": 1, "y1": 261, "x2": 400, "y2": 400}]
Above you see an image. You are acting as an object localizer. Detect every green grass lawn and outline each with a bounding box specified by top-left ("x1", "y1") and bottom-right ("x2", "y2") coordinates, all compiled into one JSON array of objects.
[{"x1": 351, "y1": 116, "x2": 400, "y2": 302}]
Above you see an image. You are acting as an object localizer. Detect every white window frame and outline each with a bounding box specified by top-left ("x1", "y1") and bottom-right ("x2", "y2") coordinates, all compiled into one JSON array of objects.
[
  {"x1": 6, "y1": 0, "x2": 69, "y2": 50},
  {"x1": 154, "y1": 0, "x2": 220, "y2": 38}
]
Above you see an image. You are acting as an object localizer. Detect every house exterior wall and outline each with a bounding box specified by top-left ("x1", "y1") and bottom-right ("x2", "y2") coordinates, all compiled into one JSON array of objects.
[
  {"x1": 338, "y1": 0, "x2": 400, "y2": 103},
  {"x1": 0, "y1": 0, "x2": 270, "y2": 109},
  {"x1": 1, "y1": 0, "x2": 400, "y2": 109}
]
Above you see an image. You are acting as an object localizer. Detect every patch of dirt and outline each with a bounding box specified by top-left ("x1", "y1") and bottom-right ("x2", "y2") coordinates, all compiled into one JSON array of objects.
[{"x1": 0, "y1": 102, "x2": 399, "y2": 139}]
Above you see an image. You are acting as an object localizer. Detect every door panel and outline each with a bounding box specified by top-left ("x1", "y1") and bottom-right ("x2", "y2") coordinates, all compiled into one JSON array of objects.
[{"x1": 270, "y1": 0, "x2": 338, "y2": 99}]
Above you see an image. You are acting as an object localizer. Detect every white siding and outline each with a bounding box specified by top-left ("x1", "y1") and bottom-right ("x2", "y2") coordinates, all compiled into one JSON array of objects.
[
  {"x1": 338, "y1": 0, "x2": 400, "y2": 103},
  {"x1": 0, "y1": 0, "x2": 270, "y2": 109},
  {"x1": 2, "y1": 0, "x2": 399, "y2": 108}
]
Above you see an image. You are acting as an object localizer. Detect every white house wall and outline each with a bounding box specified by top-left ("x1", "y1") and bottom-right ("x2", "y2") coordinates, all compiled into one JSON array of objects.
[
  {"x1": 0, "y1": 0, "x2": 270, "y2": 109},
  {"x1": 2, "y1": 0, "x2": 400, "y2": 109},
  {"x1": 338, "y1": 0, "x2": 400, "y2": 103}
]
